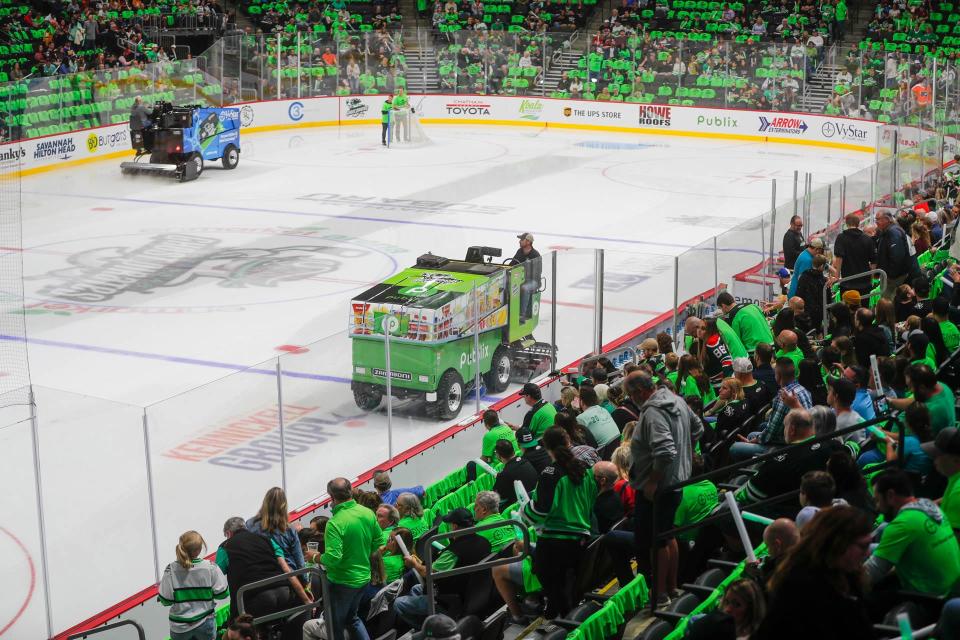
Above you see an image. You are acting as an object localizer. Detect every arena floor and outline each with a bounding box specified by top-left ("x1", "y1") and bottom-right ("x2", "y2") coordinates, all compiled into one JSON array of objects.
[{"x1": 1, "y1": 123, "x2": 875, "y2": 638}]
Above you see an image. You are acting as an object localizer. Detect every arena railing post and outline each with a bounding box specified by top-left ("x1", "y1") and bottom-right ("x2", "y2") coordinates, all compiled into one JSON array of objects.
[
  {"x1": 713, "y1": 236, "x2": 719, "y2": 303},
  {"x1": 594, "y1": 248, "x2": 604, "y2": 355},
  {"x1": 768, "y1": 180, "x2": 777, "y2": 303},
  {"x1": 383, "y1": 315, "x2": 394, "y2": 460},
  {"x1": 297, "y1": 31, "x2": 302, "y2": 99},
  {"x1": 792, "y1": 169, "x2": 799, "y2": 218},
  {"x1": 276, "y1": 359, "x2": 288, "y2": 493},
  {"x1": 29, "y1": 389, "x2": 54, "y2": 639},
  {"x1": 841, "y1": 175, "x2": 847, "y2": 216},
  {"x1": 473, "y1": 283, "x2": 481, "y2": 415},
  {"x1": 140, "y1": 408, "x2": 163, "y2": 585},
  {"x1": 672, "y1": 256, "x2": 679, "y2": 351},
  {"x1": 891, "y1": 130, "x2": 899, "y2": 199},
  {"x1": 551, "y1": 251, "x2": 558, "y2": 370},
  {"x1": 827, "y1": 183, "x2": 832, "y2": 226}
]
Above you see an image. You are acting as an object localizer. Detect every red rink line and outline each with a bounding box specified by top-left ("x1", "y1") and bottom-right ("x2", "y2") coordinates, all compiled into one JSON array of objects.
[{"x1": 0, "y1": 526, "x2": 36, "y2": 638}]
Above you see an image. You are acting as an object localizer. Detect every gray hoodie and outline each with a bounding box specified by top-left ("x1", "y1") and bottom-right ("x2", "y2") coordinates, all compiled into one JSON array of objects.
[{"x1": 629, "y1": 387, "x2": 704, "y2": 489}]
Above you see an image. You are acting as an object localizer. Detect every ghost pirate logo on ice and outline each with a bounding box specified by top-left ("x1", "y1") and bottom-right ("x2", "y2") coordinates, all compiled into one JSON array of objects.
[
  {"x1": 34, "y1": 136, "x2": 77, "y2": 160},
  {"x1": 758, "y1": 116, "x2": 808, "y2": 134},
  {"x1": 29, "y1": 233, "x2": 364, "y2": 303}
]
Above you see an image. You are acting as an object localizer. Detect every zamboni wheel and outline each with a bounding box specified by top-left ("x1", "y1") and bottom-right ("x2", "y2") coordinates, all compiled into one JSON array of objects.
[
  {"x1": 222, "y1": 145, "x2": 239, "y2": 170},
  {"x1": 353, "y1": 383, "x2": 383, "y2": 411}
]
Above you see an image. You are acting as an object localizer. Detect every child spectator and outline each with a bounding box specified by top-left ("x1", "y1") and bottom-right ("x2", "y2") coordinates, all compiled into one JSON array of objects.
[{"x1": 158, "y1": 531, "x2": 228, "y2": 640}]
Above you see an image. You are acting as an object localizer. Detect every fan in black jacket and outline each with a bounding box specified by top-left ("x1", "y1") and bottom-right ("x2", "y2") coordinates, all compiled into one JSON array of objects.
[{"x1": 853, "y1": 307, "x2": 891, "y2": 366}]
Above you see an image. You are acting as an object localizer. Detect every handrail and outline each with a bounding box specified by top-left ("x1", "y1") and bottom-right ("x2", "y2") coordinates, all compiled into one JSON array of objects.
[
  {"x1": 236, "y1": 565, "x2": 326, "y2": 631},
  {"x1": 423, "y1": 518, "x2": 531, "y2": 616},
  {"x1": 66, "y1": 620, "x2": 146, "y2": 640},
  {"x1": 821, "y1": 268, "x2": 888, "y2": 334}
]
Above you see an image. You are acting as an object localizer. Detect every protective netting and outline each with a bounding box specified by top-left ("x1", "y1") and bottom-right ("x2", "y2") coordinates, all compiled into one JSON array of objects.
[
  {"x1": 388, "y1": 107, "x2": 430, "y2": 148},
  {"x1": 0, "y1": 113, "x2": 30, "y2": 413}
]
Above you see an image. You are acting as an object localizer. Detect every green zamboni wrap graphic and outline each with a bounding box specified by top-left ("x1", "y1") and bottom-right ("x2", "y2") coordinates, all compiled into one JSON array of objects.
[{"x1": 352, "y1": 330, "x2": 503, "y2": 391}]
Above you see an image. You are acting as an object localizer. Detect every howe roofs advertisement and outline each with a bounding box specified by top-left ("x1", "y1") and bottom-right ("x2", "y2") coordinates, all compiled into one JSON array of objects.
[{"x1": 759, "y1": 116, "x2": 809, "y2": 135}]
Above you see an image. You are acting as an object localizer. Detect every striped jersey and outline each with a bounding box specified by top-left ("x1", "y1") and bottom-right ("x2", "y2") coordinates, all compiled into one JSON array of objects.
[{"x1": 158, "y1": 558, "x2": 228, "y2": 633}]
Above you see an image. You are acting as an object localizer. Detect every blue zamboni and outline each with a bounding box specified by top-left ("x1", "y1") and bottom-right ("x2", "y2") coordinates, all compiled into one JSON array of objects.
[{"x1": 121, "y1": 102, "x2": 241, "y2": 182}]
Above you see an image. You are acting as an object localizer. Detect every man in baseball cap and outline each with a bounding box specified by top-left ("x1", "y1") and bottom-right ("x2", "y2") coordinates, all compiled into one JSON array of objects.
[
  {"x1": 412, "y1": 614, "x2": 461, "y2": 640},
  {"x1": 394, "y1": 508, "x2": 490, "y2": 628},
  {"x1": 922, "y1": 426, "x2": 960, "y2": 538},
  {"x1": 514, "y1": 382, "x2": 556, "y2": 441},
  {"x1": 512, "y1": 232, "x2": 541, "y2": 322}
]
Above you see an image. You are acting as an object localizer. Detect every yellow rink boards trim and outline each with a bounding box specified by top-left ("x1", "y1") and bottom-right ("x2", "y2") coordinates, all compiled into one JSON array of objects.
[{"x1": 9, "y1": 116, "x2": 875, "y2": 178}]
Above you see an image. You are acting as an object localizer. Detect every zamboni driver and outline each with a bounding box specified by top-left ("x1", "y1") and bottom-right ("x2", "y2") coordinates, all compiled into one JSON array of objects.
[
  {"x1": 129, "y1": 96, "x2": 153, "y2": 132},
  {"x1": 513, "y1": 232, "x2": 541, "y2": 322}
]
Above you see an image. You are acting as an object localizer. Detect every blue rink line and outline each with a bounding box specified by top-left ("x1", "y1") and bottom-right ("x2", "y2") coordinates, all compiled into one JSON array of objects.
[
  {"x1": 20, "y1": 191, "x2": 765, "y2": 255},
  {"x1": 0, "y1": 334, "x2": 504, "y2": 402}
]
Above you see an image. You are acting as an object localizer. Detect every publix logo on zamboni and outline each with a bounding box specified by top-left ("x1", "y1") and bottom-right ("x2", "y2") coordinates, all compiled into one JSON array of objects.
[{"x1": 445, "y1": 99, "x2": 491, "y2": 116}]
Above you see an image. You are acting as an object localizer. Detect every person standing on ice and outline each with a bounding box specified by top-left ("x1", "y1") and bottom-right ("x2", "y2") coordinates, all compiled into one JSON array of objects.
[
  {"x1": 381, "y1": 94, "x2": 393, "y2": 146},
  {"x1": 393, "y1": 87, "x2": 410, "y2": 142}
]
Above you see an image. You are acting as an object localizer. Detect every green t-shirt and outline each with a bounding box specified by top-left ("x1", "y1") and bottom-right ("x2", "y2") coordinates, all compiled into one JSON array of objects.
[
  {"x1": 836, "y1": 0, "x2": 847, "y2": 21},
  {"x1": 397, "y1": 514, "x2": 430, "y2": 541},
  {"x1": 941, "y1": 321, "x2": 960, "y2": 353},
  {"x1": 943, "y1": 473, "x2": 960, "y2": 533},
  {"x1": 393, "y1": 93, "x2": 409, "y2": 109},
  {"x1": 383, "y1": 551, "x2": 405, "y2": 582},
  {"x1": 528, "y1": 402, "x2": 558, "y2": 440},
  {"x1": 475, "y1": 513, "x2": 518, "y2": 553},
  {"x1": 729, "y1": 303, "x2": 775, "y2": 353},
  {"x1": 381, "y1": 99, "x2": 392, "y2": 124},
  {"x1": 674, "y1": 480, "x2": 719, "y2": 542},
  {"x1": 321, "y1": 500, "x2": 383, "y2": 587},
  {"x1": 874, "y1": 503, "x2": 960, "y2": 595},
  {"x1": 717, "y1": 318, "x2": 748, "y2": 359},
  {"x1": 681, "y1": 375, "x2": 717, "y2": 404},
  {"x1": 776, "y1": 347, "x2": 804, "y2": 376},
  {"x1": 482, "y1": 424, "x2": 520, "y2": 459},
  {"x1": 926, "y1": 384, "x2": 957, "y2": 435}
]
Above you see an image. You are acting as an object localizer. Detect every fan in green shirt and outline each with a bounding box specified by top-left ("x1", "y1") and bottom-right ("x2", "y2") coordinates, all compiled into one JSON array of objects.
[
  {"x1": 514, "y1": 384, "x2": 557, "y2": 441},
  {"x1": 934, "y1": 298, "x2": 960, "y2": 353},
  {"x1": 395, "y1": 492, "x2": 431, "y2": 541},
  {"x1": 481, "y1": 409, "x2": 520, "y2": 461},
  {"x1": 381, "y1": 527, "x2": 414, "y2": 582},
  {"x1": 474, "y1": 490, "x2": 521, "y2": 553},
  {"x1": 867, "y1": 470, "x2": 960, "y2": 596},
  {"x1": 774, "y1": 331, "x2": 804, "y2": 376},
  {"x1": 925, "y1": 428, "x2": 960, "y2": 537},
  {"x1": 674, "y1": 479, "x2": 719, "y2": 542},
  {"x1": 322, "y1": 479, "x2": 384, "y2": 588},
  {"x1": 717, "y1": 317, "x2": 749, "y2": 359},
  {"x1": 717, "y1": 292, "x2": 775, "y2": 353}
]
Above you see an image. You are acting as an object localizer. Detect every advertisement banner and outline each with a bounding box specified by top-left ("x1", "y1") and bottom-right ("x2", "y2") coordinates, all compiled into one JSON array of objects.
[{"x1": 0, "y1": 94, "x2": 890, "y2": 177}]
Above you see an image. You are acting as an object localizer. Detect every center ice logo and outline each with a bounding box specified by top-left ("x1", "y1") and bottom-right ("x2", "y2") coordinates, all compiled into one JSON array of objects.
[{"x1": 27, "y1": 233, "x2": 376, "y2": 304}]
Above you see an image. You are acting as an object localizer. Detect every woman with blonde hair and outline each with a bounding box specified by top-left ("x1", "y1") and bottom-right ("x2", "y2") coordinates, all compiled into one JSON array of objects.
[
  {"x1": 246, "y1": 486, "x2": 305, "y2": 571},
  {"x1": 159, "y1": 531, "x2": 228, "y2": 640},
  {"x1": 705, "y1": 377, "x2": 748, "y2": 445}
]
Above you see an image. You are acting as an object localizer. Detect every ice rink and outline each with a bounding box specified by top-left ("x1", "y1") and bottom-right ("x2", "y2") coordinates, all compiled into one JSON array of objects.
[{"x1": 1, "y1": 123, "x2": 875, "y2": 638}]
